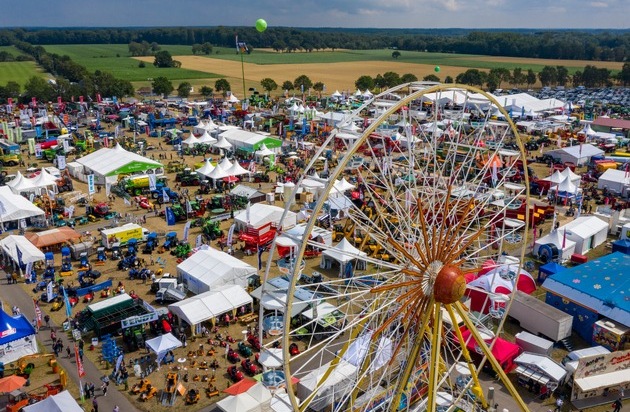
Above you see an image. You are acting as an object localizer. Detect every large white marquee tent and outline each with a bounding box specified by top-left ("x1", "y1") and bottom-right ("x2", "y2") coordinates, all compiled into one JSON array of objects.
[
  {"x1": 177, "y1": 247, "x2": 257, "y2": 294},
  {"x1": 0, "y1": 186, "x2": 45, "y2": 223}
]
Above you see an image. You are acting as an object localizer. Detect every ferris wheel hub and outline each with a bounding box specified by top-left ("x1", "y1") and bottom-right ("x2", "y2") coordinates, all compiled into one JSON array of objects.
[{"x1": 433, "y1": 264, "x2": 466, "y2": 304}]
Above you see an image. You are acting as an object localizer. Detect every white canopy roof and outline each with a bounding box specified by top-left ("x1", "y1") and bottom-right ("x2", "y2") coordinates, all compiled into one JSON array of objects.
[
  {"x1": 552, "y1": 176, "x2": 578, "y2": 193},
  {"x1": 197, "y1": 130, "x2": 217, "y2": 144},
  {"x1": 560, "y1": 166, "x2": 581, "y2": 183},
  {"x1": 225, "y1": 161, "x2": 250, "y2": 176},
  {"x1": 578, "y1": 123, "x2": 596, "y2": 136},
  {"x1": 183, "y1": 134, "x2": 201, "y2": 147},
  {"x1": 145, "y1": 332, "x2": 182, "y2": 355},
  {"x1": 206, "y1": 163, "x2": 229, "y2": 180},
  {"x1": 217, "y1": 393, "x2": 258, "y2": 412},
  {"x1": 196, "y1": 158, "x2": 215, "y2": 177},
  {"x1": 544, "y1": 170, "x2": 564, "y2": 184},
  {"x1": 322, "y1": 238, "x2": 367, "y2": 264},
  {"x1": 271, "y1": 392, "x2": 297, "y2": 412},
  {"x1": 75, "y1": 144, "x2": 162, "y2": 176},
  {"x1": 218, "y1": 157, "x2": 233, "y2": 171},
  {"x1": 515, "y1": 352, "x2": 567, "y2": 382},
  {"x1": 213, "y1": 135, "x2": 233, "y2": 149},
  {"x1": 0, "y1": 235, "x2": 45, "y2": 264},
  {"x1": 30, "y1": 168, "x2": 59, "y2": 188},
  {"x1": 333, "y1": 178, "x2": 356, "y2": 193},
  {"x1": 255, "y1": 143, "x2": 274, "y2": 157},
  {"x1": 23, "y1": 390, "x2": 83, "y2": 412},
  {"x1": 234, "y1": 203, "x2": 297, "y2": 230},
  {"x1": 169, "y1": 284, "x2": 253, "y2": 325},
  {"x1": 0, "y1": 186, "x2": 45, "y2": 222},
  {"x1": 6, "y1": 171, "x2": 37, "y2": 193},
  {"x1": 258, "y1": 348, "x2": 284, "y2": 369},
  {"x1": 246, "y1": 381, "x2": 272, "y2": 405},
  {"x1": 177, "y1": 247, "x2": 257, "y2": 294},
  {"x1": 297, "y1": 360, "x2": 357, "y2": 412}
]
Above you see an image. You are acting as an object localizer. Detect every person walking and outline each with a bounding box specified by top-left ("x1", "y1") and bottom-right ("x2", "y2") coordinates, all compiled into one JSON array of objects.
[
  {"x1": 613, "y1": 398, "x2": 623, "y2": 412},
  {"x1": 92, "y1": 397, "x2": 98, "y2": 412},
  {"x1": 101, "y1": 381, "x2": 108, "y2": 397},
  {"x1": 112, "y1": 406, "x2": 119, "y2": 412}
]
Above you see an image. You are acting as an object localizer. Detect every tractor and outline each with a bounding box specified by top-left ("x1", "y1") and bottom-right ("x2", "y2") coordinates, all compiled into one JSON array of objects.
[{"x1": 202, "y1": 219, "x2": 223, "y2": 241}]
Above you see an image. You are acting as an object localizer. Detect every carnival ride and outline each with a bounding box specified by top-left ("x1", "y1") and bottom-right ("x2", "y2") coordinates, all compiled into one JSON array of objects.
[{"x1": 259, "y1": 83, "x2": 530, "y2": 412}]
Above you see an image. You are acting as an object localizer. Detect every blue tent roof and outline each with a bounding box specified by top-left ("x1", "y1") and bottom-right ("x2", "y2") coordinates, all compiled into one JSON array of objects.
[
  {"x1": 612, "y1": 239, "x2": 630, "y2": 254},
  {"x1": 542, "y1": 252, "x2": 630, "y2": 327},
  {"x1": 0, "y1": 309, "x2": 37, "y2": 345},
  {"x1": 539, "y1": 261, "x2": 566, "y2": 276}
]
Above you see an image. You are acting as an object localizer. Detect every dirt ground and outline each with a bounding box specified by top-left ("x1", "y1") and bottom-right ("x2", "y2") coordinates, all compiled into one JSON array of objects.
[{"x1": 135, "y1": 55, "x2": 470, "y2": 96}]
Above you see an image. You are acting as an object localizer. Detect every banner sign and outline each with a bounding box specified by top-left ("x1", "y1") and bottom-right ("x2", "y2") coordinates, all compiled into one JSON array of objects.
[
  {"x1": 75, "y1": 344, "x2": 86, "y2": 377},
  {"x1": 35, "y1": 144, "x2": 42, "y2": 158},
  {"x1": 121, "y1": 312, "x2": 159, "y2": 329},
  {"x1": 87, "y1": 174, "x2": 95, "y2": 194},
  {"x1": 56, "y1": 155, "x2": 66, "y2": 170}
]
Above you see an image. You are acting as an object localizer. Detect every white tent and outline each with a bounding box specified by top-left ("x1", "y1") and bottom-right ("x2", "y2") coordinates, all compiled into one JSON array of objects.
[
  {"x1": 258, "y1": 348, "x2": 284, "y2": 370},
  {"x1": 226, "y1": 161, "x2": 251, "y2": 176},
  {"x1": 246, "y1": 381, "x2": 272, "y2": 406},
  {"x1": 30, "y1": 168, "x2": 59, "y2": 193},
  {"x1": 577, "y1": 123, "x2": 597, "y2": 139},
  {"x1": 598, "y1": 168, "x2": 630, "y2": 197},
  {"x1": 296, "y1": 360, "x2": 357, "y2": 412},
  {"x1": 197, "y1": 130, "x2": 218, "y2": 145},
  {"x1": 560, "y1": 167, "x2": 582, "y2": 185},
  {"x1": 255, "y1": 144, "x2": 274, "y2": 162},
  {"x1": 270, "y1": 391, "x2": 295, "y2": 412},
  {"x1": 218, "y1": 157, "x2": 233, "y2": 171},
  {"x1": 6, "y1": 171, "x2": 37, "y2": 194},
  {"x1": 22, "y1": 390, "x2": 83, "y2": 412},
  {"x1": 206, "y1": 163, "x2": 230, "y2": 181},
  {"x1": 533, "y1": 229, "x2": 577, "y2": 261},
  {"x1": 0, "y1": 186, "x2": 45, "y2": 223},
  {"x1": 0, "y1": 235, "x2": 45, "y2": 265},
  {"x1": 227, "y1": 93, "x2": 240, "y2": 103},
  {"x1": 75, "y1": 143, "x2": 162, "y2": 184},
  {"x1": 560, "y1": 216, "x2": 609, "y2": 255},
  {"x1": 217, "y1": 393, "x2": 258, "y2": 412},
  {"x1": 234, "y1": 203, "x2": 297, "y2": 230},
  {"x1": 544, "y1": 170, "x2": 564, "y2": 185},
  {"x1": 549, "y1": 176, "x2": 579, "y2": 196},
  {"x1": 177, "y1": 247, "x2": 257, "y2": 294},
  {"x1": 321, "y1": 238, "x2": 367, "y2": 276},
  {"x1": 196, "y1": 158, "x2": 215, "y2": 178},
  {"x1": 332, "y1": 178, "x2": 356, "y2": 196},
  {"x1": 169, "y1": 284, "x2": 252, "y2": 327},
  {"x1": 548, "y1": 144, "x2": 604, "y2": 166},
  {"x1": 182, "y1": 134, "x2": 201, "y2": 147},
  {"x1": 214, "y1": 135, "x2": 233, "y2": 150},
  {"x1": 342, "y1": 332, "x2": 393, "y2": 373},
  {"x1": 145, "y1": 332, "x2": 182, "y2": 367}
]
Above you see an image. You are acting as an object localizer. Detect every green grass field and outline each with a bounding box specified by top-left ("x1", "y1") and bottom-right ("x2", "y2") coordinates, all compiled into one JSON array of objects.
[
  {"x1": 43, "y1": 44, "x2": 216, "y2": 82},
  {"x1": 0, "y1": 45, "x2": 30, "y2": 57},
  {"x1": 0, "y1": 61, "x2": 45, "y2": 85}
]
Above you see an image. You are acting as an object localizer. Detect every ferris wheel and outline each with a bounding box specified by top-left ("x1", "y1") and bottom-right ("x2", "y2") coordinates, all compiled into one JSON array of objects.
[{"x1": 259, "y1": 83, "x2": 530, "y2": 412}]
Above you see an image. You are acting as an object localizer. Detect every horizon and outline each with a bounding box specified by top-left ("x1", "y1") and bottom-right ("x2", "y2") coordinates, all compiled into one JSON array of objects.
[
  {"x1": 0, "y1": 0, "x2": 628, "y2": 30},
  {"x1": 3, "y1": 26, "x2": 630, "y2": 31}
]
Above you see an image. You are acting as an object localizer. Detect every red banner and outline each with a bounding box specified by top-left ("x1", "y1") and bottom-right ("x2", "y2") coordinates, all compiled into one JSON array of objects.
[
  {"x1": 33, "y1": 299, "x2": 42, "y2": 328},
  {"x1": 75, "y1": 344, "x2": 86, "y2": 377}
]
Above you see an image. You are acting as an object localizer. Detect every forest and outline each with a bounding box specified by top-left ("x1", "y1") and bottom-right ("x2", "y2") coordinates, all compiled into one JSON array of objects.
[{"x1": 0, "y1": 27, "x2": 628, "y2": 62}]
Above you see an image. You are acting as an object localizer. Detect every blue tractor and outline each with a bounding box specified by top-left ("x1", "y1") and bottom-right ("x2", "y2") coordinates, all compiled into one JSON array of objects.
[
  {"x1": 163, "y1": 232, "x2": 178, "y2": 250},
  {"x1": 143, "y1": 232, "x2": 158, "y2": 254}
]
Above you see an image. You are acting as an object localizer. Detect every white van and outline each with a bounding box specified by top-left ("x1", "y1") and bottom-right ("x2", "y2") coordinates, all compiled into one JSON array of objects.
[{"x1": 562, "y1": 346, "x2": 611, "y2": 377}]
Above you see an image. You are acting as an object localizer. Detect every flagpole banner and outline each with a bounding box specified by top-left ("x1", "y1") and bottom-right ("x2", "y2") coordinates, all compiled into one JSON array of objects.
[
  {"x1": 148, "y1": 174, "x2": 157, "y2": 191},
  {"x1": 162, "y1": 188, "x2": 170, "y2": 203},
  {"x1": 182, "y1": 221, "x2": 191, "y2": 242},
  {"x1": 165, "y1": 207, "x2": 176, "y2": 226},
  {"x1": 75, "y1": 344, "x2": 86, "y2": 377},
  {"x1": 46, "y1": 281, "x2": 55, "y2": 303},
  {"x1": 33, "y1": 299, "x2": 42, "y2": 328},
  {"x1": 63, "y1": 286, "x2": 72, "y2": 318},
  {"x1": 195, "y1": 234, "x2": 202, "y2": 248},
  {"x1": 56, "y1": 155, "x2": 67, "y2": 170},
  {"x1": 27, "y1": 138, "x2": 36, "y2": 155},
  {"x1": 87, "y1": 174, "x2": 96, "y2": 194},
  {"x1": 35, "y1": 144, "x2": 42, "y2": 158}
]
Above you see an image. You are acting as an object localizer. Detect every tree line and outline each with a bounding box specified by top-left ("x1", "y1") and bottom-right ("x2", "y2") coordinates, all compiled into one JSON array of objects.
[{"x1": 0, "y1": 27, "x2": 628, "y2": 62}]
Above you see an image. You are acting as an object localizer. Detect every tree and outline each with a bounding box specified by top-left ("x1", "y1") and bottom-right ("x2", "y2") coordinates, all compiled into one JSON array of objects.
[
  {"x1": 486, "y1": 74, "x2": 500, "y2": 92},
  {"x1": 153, "y1": 50, "x2": 174, "y2": 68},
  {"x1": 526, "y1": 69, "x2": 537, "y2": 88},
  {"x1": 455, "y1": 69, "x2": 486, "y2": 87},
  {"x1": 200, "y1": 86, "x2": 213, "y2": 98},
  {"x1": 374, "y1": 74, "x2": 387, "y2": 91},
  {"x1": 260, "y1": 78, "x2": 278, "y2": 93},
  {"x1": 392, "y1": 51, "x2": 401, "y2": 59},
  {"x1": 201, "y1": 42, "x2": 213, "y2": 55},
  {"x1": 556, "y1": 66, "x2": 569, "y2": 86},
  {"x1": 0, "y1": 81, "x2": 20, "y2": 99},
  {"x1": 422, "y1": 74, "x2": 440, "y2": 82},
  {"x1": 138, "y1": 60, "x2": 146, "y2": 68},
  {"x1": 282, "y1": 81, "x2": 294, "y2": 91},
  {"x1": 293, "y1": 75, "x2": 313, "y2": 92},
  {"x1": 313, "y1": 82, "x2": 325, "y2": 97},
  {"x1": 401, "y1": 73, "x2": 418, "y2": 83},
  {"x1": 382, "y1": 71, "x2": 401, "y2": 88},
  {"x1": 214, "y1": 78, "x2": 231, "y2": 95},
  {"x1": 444, "y1": 76, "x2": 454, "y2": 84},
  {"x1": 538, "y1": 66, "x2": 557, "y2": 87},
  {"x1": 511, "y1": 68, "x2": 526, "y2": 87},
  {"x1": 177, "y1": 82, "x2": 192, "y2": 98},
  {"x1": 22, "y1": 76, "x2": 53, "y2": 102},
  {"x1": 152, "y1": 76, "x2": 174, "y2": 98},
  {"x1": 191, "y1": 43, "x2": 202, "y2": 55},
  {"x1": 618, "y1": 62, "x2": 630, "y2": 86},
  {"x1": 355, "y1": 75, "x2": 374, "y2": 91},
  {"x1": 489, "y1": 68, "x2": 511, "y2": 89},
  {"x1": 150, "y1": 42, "x2": 161, "y2": 53}
]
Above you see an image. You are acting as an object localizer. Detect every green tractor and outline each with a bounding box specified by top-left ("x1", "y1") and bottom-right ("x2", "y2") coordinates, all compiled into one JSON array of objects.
[
  {"x1": 202, "y1": 219, "x2": 223, "y2": 241},
  {"x1": 171, "y1": 243, "x2": 192, "y2": 259},
  {"x1": 170, "y1": 203, "x2": 188, "y2": 222}
]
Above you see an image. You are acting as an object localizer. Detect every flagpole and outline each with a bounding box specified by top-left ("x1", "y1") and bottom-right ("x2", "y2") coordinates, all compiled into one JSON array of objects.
[{"x1": 240, "y1": 48, "x2": 247, "y2": 104}]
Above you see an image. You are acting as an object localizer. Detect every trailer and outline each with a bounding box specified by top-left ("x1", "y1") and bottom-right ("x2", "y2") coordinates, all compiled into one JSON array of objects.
[
  {"x1": 515, "y1": 331, "x2": 554, "y2": 355},
  {"x1": 101, "y1": 223, "x2": 150, "y2": 249},
  {"x1": 508, "y1": 290, "x2": 573, "y2": 341}
]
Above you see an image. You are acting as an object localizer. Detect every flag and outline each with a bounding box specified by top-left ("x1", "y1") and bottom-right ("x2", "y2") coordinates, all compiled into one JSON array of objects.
[
  {"x1": 75, "y1": 344, "x2": 86, "y2": 377},
  {"x1": 123, "y1": 197, "x2": 131, "y2": 206},
  {"x1": 182, "y1": 221, "x2": 191, "y2": 242},
  {"x1": 227, "y1": 224, "x2": 236, "y2": 247},
  {"x1": 195, "y1": 234, "x2": 203, "y2": 248},
  {"x1": 16, "y1": 245, "x2": 24, "y2": 268},
  {"x1": 185, "y1": 200, "x2": 193, "y2": 214},
  {"x1": 246, "y1": 202, "x2": 251, "y2": 224},
  {"x1": 235, "y1": 35, "x2": 248, "y2": 54},
  {"x1": 46, "y1": 281, "x2": 55, "y2": 303},
  {"x1": 165, "y1": 207, "x2": 176, "y2": 226},
  {"x1": 148, "y1": 174, "x2": 157, "y2": 191},
  {"x1": 33, "y1": 299, "x2": 42, "y2": 328},
  {"x1": 258, "y1": 246, "x2": 265, "y2": 270},
  {"x1": 62, "y1": 286, "x2": 72, "y2": 318},
  {"x1": 162, "y1": 188, "x2": 170, "y2": 203},
  {"x1": 115, "y1": 353, "x2": 124, "y2": 372}
]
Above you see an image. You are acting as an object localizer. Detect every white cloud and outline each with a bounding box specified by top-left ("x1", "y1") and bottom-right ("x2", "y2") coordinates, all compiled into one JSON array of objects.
[
  {"x1": 443, "y1": 0, "x2": 461, "y2": 11},
  {"x1": 590, "y1": 1, "x2": 608, "y2": 7}
]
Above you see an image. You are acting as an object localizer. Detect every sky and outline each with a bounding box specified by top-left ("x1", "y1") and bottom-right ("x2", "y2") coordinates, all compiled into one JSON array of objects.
[{"x1": 0, "y1": 0, "x2": 628, "y2": 29}]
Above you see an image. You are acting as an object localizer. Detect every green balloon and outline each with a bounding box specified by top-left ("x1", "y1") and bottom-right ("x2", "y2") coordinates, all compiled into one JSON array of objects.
[
  {"x1": 255, "y1": 19, "x2": 267, "y2": 33},
  {"x1": 434, "y1": 66, "x2": 440, "y2": 73}
]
